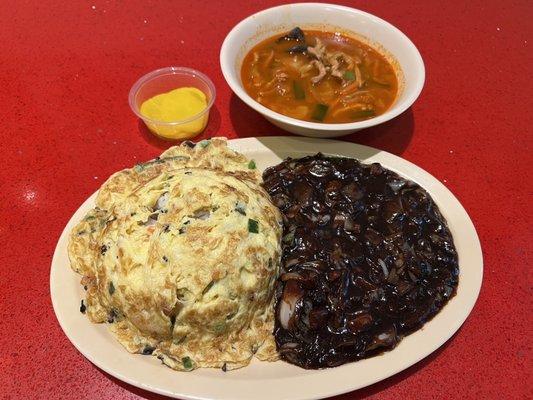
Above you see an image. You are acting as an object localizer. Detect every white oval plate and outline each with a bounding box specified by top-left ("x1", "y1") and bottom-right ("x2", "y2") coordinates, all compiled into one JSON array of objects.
[{"x1": 50, "y1": 137, "x2": 483, "y2": 400}]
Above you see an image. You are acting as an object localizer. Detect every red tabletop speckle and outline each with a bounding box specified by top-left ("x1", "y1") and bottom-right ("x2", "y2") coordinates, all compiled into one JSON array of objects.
[{"x1": 0, "y1": 1, "x2": 531, "y2": 399}]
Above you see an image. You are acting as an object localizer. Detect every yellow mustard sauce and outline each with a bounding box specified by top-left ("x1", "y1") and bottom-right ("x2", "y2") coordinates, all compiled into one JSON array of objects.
[{"x1": 140, "y1": 87, "x2": 208, "y2": 140}]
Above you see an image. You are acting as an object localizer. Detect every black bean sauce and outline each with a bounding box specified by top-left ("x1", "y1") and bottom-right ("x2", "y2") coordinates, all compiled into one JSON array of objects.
[{"x1": 263, "y1": 154, "x2": 459, "y2": 369}]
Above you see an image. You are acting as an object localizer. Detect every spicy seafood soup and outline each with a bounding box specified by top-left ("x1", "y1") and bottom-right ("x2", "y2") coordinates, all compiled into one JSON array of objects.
[{"x1": 241, "y1": 28, "x2": 399, "y2": 124}]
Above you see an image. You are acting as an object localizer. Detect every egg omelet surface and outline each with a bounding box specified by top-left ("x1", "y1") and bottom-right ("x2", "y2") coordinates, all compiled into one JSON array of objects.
[{"x1": 68, "y1": 138, "x2": 282, "y2": 371}]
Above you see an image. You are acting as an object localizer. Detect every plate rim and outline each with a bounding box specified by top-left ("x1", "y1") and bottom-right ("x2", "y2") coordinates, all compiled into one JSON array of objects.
[{"x1": 50, "y1": 136, "x2": 483, "y2": 400}]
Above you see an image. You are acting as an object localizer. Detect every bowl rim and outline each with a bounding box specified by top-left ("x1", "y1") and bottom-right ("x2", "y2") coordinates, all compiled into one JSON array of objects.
[
  {"x1": 128, "y1": 66, "x2": 217, "y2": 126},
  {"x1": 220, "y1": 2, "x2": 425, "y2": 131}
]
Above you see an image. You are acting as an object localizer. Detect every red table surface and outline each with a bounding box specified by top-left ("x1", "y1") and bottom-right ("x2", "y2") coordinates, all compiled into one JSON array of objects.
[{"x1": 0, "y1": 1, "x2": 531, "y2": 399}]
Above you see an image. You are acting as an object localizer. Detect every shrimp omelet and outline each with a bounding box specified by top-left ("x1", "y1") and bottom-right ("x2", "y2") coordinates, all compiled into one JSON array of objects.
[{"x1": 68, "y1": 138, "x2": 282, "y2": 371}]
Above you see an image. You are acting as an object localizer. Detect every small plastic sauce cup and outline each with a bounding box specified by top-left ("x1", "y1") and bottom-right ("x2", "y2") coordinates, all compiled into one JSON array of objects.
[{"x1": 129, "y1": 67, "x2": 216, "y2": 140}]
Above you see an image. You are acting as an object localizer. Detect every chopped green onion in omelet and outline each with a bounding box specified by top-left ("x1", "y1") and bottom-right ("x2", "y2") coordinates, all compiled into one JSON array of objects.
[
  {"x1": 248, "y1": 218, "x2": 259, "y2": 233},
  {"x1": 68, "y1": 138, "x2": 282, "y2": 371},
  {"x1": 182, "y1": 356, "x2": 193, "y2": 370}
]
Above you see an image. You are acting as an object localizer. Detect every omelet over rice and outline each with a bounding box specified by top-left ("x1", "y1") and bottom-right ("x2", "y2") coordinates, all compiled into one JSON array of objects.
[{"x1": 68, "y1": 138, "x2": 282, "y2": 371}]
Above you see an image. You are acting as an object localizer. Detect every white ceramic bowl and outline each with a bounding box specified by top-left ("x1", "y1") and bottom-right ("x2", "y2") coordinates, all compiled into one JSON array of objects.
[{"x1": 220, "y1": 3, "x2": 425, "y2": 138}]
